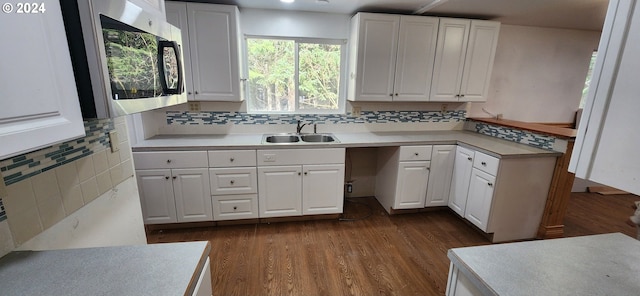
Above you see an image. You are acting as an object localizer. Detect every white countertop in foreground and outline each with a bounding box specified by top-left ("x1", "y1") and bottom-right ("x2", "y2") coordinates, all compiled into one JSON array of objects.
[
  {"x1": 448, "y1": 233, "x2": 640, "y2": 296},
  {"x1": 0, "y1": 241, "x2": 210, "y2": 296},
  {"x1": 133, "y1": 131, "x2": 560, "y2": 158}
]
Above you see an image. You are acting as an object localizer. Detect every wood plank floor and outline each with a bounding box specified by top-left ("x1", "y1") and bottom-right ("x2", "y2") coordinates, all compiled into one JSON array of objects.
[{"x1": 147, "y1": 193, "x2": 639, "y2": 296}]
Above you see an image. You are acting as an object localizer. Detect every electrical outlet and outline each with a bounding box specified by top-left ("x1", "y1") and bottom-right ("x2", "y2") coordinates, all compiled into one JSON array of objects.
[
  {"x1": 352, "y1": 106, "x2": 362, "y2": 117},
  {"x1": 108, "y1": 131, "x2": 120, "y2": 153},
  {"x1": 496, "y1": 113, "x2": 503, "y2": 120},
  {"x1": 441, "y1": 104, "x2": 448, "y2": 113},
  {"x1": 188, "y1": 101, "x2": 201, "y2": 112}
]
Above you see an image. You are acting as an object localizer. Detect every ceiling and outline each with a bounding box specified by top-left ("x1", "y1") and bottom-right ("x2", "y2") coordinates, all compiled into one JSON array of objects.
[{"x1": 198, "y1": 0, "x2": 610, "y2": 31}]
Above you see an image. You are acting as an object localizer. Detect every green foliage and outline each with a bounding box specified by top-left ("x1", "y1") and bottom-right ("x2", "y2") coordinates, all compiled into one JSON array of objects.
[{"x1": 247, "y1": 38, "x2": 341, "y2": 112}]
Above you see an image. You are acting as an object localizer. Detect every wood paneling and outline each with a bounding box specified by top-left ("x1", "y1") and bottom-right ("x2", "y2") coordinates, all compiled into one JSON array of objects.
[{"x1": 146, "y1": 193, "x2": 637, "y2": 295}]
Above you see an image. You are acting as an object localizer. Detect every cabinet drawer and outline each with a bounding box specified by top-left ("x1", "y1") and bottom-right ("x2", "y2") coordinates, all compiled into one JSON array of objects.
[
  {"x1": 213, "y1": 194, "x2": 258, "y2": 221},
  {"x1": 209, "y1": 168, "x2": 257, "y2": 195},
  {"x1": 208, "y1": 150, "x2": 257, "y2": 167},
  {"x1": 473, "y1": 151, "x2": 499, "y2": 175},
  {"x1": 257, "y1": 148, "x2": 345, "y2": 166},
  {"x1": 133, "y1": 151, "x2": 208, "y2": 169},
  {"x1": 399, "y1": 146, "x2": 433, "y2": 161}
]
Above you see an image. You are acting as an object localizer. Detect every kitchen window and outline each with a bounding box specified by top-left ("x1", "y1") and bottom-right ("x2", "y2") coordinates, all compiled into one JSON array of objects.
[{"x1": 245, "y1": 37, "x2": 346, "y2": 114}]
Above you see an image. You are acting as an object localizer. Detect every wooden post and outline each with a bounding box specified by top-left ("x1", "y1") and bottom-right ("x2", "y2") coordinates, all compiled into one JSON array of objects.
[{"x1": 537, "y1": 140, "x2": 576, "y2": 239}]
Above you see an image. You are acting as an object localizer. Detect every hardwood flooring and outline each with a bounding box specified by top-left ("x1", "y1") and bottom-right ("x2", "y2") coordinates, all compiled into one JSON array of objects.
[{"x1": 146, "y1": 193, "x2": 638, "y2": 296}]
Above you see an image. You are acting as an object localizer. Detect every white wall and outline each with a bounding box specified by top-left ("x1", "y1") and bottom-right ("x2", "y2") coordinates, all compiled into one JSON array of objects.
[{"x1": 469, "y1": 25, "x2": 601, "y2": 123}]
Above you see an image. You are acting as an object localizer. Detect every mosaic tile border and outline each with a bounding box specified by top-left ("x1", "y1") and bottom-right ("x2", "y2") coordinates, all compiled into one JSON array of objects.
[
  {"x1": 166, "y1": 110, "x2": 467, "y2": 125},
  {"x1": 469, "y1": 120, "x2": 556, "y2": 150},
  {"x1": 0, "y1": 119, "x2": 114, "y2": 187},
  {"x1": 0, "y1": 199, "x2": 5, "y2": 222}
]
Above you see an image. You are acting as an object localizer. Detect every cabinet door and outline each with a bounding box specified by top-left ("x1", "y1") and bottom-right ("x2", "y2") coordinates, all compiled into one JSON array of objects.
[
  {"x1": 393, "y1": 16, "x2": 439, "y2": 102},
  {"x1": 187, "y1": 3, "x2": 241, "y2": 101},
  {"x1": 448, "y1": 146, "x2": 474, "y2": 216},
  {"x1": 302, "y1": 164, "x2": 345, "y2": 215},
  {"x1": 395, "y1": 161, "x2": 430, "y2": 209},
  {"x1": 258, "y1": 166, "x2": 302, "y2": 217},
  {"x1": 192, "y1": 258, "x2": 212, "y2": 296},
  {"x1": 426, "y1": 145, "x2": 456, "y2": 207},
  {"x1": 464, "y1": 168, "x2": 496, "y2": 231},
  {"x1": 350, "y1": 13, "x2": 399, "y2": 101},
  {"x1": 165, "y1": 1, "x2": 195, "y2": 101},
  {"x1": 0, "y1": 1, "x2": 84, "y2": 159},
  {"x1": 137, "y1": 169, "x2": 177, "y2": 224},
  {"x1": 459, "y1": 21, "x2": 500, "y2": 102},
  {"x1": 430, "y1": 18, "x2": 471, "y2": 102},
  {"x1": 172, "y1": 168, "x2": 213, "y2": 222}
]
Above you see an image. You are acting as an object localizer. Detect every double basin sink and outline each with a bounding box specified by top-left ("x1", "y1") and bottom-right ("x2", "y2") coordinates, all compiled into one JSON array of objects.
[{"x1": 262, "y1": 133, "x2": 339, "y2": 144}]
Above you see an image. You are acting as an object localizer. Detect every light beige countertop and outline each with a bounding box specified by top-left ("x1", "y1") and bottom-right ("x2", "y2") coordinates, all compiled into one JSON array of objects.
[{"x1": 132, "y1": 131, "x2": 561, "y2": 159}]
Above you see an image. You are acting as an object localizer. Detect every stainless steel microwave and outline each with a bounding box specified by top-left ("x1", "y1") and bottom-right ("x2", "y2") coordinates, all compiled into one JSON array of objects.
[{"x1": 61, "y1": 0, "x2": 187, "y2": 118}]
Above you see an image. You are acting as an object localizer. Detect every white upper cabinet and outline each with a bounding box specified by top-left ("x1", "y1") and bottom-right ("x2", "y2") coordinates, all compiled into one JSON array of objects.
[
  {"x1": 130, "y1": 0, "x2": 166, "y2": 19},
  {"x1": 570, "y1": 0, "x2": 640, "y2": 195},
  {"x1": 348, "y1": 13, "x2": 439, "y2": 102},
  {"x1": 430, "y1": 19, "x2": 500, "y2": 102},
  {"x1": 0, "y1": 0, "x2": 85, "y2": 160},
  {"x1": 165, "y1": 2, "x2": 243, "y2": 101}
]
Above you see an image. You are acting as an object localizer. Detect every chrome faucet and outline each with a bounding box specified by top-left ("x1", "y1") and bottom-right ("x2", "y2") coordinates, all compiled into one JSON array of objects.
[{"x1": 296, "y1": 120, "x2": 307, "y2": 134}]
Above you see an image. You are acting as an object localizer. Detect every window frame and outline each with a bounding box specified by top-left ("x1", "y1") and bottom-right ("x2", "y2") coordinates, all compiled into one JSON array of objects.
[{"x1": 243, "y1": 35, "x2": 348, "y2": 114}]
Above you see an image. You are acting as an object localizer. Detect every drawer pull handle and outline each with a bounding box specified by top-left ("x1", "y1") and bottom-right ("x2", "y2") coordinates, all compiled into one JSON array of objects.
[
  {"x1": 165, "y1": 176, "x2": 169, "y2": 180},
  {"x1": 233, "y1": 206, "x2": 237, "y2": 210},
  {"x1": 167, "y1": 159, "x2": 172, "y2": 163},
  {"x1": 414, "y1": 152, "x2": 419, "y2": 156},
  {"x1": 488, "y1": 182, "x2": 493, "y2": 187},
  {"x1": 230, "y1": 180, "x2": 235, "y2": 185},
  {"x1": 172, "y1": 176, "x2": 177, "y2": 180},
  {"x1": 467, "y1": 157, "x2": 472, "y2": 161},
  {"x1": 230, "y1": 157, "x2": 234, "y2": 162},
  {"x1": 481, "y1": 161, "x2": 487, "y2": 166}
]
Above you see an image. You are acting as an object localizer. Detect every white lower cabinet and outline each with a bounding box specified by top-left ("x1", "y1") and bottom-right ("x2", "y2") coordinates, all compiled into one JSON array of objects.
[
  {"x1": 134, "y1": 151, "x2": 213, "y2": 224},
  {"x1": 447, "y1": 146, "x2": 556, "y2": 242},
  {"x1": 375, "y1": 146, "x2": 432, "y2": 213},
  {"x1": 192, "y1": 258, "x2": 212, "y2": 296},
  {"x1": 208, "y1": 150, "x2": 258, "y2": 221},
  {"x1": 136, "y1": 168, "x2": 213, "y2": 224},
  {"x1": 257, "y1": 149, "x2": 346, "y2": 218},
  {"x1": 447, "y1": 146, "x2": 474, "y2": 216},
  {"x1": 464, "y1": 169, "x2": 496, "y2": 231},
  {"x1": 425, "y1": 145, "x2": 456, "y2": 207}
]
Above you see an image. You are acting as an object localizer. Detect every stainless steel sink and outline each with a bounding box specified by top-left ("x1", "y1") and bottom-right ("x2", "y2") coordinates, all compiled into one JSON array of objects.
[
  {"x1": 300, "y1": 134, "x2": 336, "y2": 143},
  {"x1": 261, "y1": 133, "x2": 339, "y2": 144},
  {"x1": 264, "y1": 134, "x2": 300, "y2": 143}
]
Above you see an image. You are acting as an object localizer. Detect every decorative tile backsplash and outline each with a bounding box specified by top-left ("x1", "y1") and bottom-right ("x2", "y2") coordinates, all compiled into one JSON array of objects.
[
  {"x1": 468, "y1": 120, "x2": 557, "y2": 150},
  {"x1": 0, "y1": 119, "x2": 114, "y2": 222},
  {"x1": 0, "y1": 119, "x2": 113, "y2": 187},
  {"x1": 166, "y1": 110, "x2": 467, "y2": 125}
]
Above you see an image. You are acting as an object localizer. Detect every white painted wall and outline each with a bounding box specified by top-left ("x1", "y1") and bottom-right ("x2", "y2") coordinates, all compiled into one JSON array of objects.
[
  {"x1": 468, "y1": 25, "x2": 601, "y2": 123},
  {"x1": 240, "y1": 8, "x2": 350, "y2": 39}
]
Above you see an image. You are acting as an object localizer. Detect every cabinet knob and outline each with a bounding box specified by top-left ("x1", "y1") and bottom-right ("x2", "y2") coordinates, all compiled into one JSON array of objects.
[
  {"x1": 488, "y1": 182, "x2": 493, "y2": 187},
  {"x1": 233, "y1": 206, "x2": 238, "y2": 210},
  {"x1": 230, "y1": 157, "x2": 234, "y2": 162},
  {"x1": 304, "y1": 172, "x2": 308, "y2": 175},
  {"x1": 167, "y1": 159, "x2": 172, "y2": 163},
  {"x1": 187, "y1": 91, "x2": 192, "y2": 95},
  {"x1": 426, "y1": 167, "x2": 430, "y2": 171},
  {"x1": 389, "y1": 94, "x2": 393, "y2": 97},
  {"x1": 230, "y1": 180, "x2": 235, "y2": 185},
  {"x1": 148, "y1": 20, "x2": 152, "y2": 26},
  {"x1": 460, "y1": 94, "x2": 465, "y2": 98},
  {"x1": 195, "y1": 91, "x2": 199, "y2": 94},
  {"x1": 165, "y1": 176, "x2": 170, "y2": 180},
  {"x1": 172, "y1": 176, "x2": 177, "y2": 180},
  {"x1": 481, "y1": 161, "x2": 487, "y2": 166},
  {"x1": 467, "y1": 157, "x2": 472, "y2": 161},
  {"x1": 298, "y1": 172, "x2": 301, "y2": 176},
  {"x1": 395, "y1": 93, "x2": 398, "y2": 96},
  {"x1": 455, "y1": 94, "x2": 460, "y2": 98},
  {"x1": 414, "y1": 152, "x2": 419, "y2": 156}
]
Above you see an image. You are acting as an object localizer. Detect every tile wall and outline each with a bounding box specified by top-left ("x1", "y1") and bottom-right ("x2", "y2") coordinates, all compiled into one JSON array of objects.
[
  {"x1": 166, "y1": 110, "x2": 467, "y2": 125},
  {"x1": 465, "y1": 119, "x2": 567, "y2": 152},
  {"x1": 0, "y1": 117, "x2": 134, "y2": 245}
]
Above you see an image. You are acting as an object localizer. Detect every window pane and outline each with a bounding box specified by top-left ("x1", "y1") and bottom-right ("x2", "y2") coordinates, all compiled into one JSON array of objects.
[
  {"x1": 247, "y1": 39, "x2": 295, "y2": 112},
  {"x1": 579, "y1": 51, "x2": 598, "y2": 109},
  {"x1": 298, "y1": 43, "x2": 341, "y2": 110}
]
